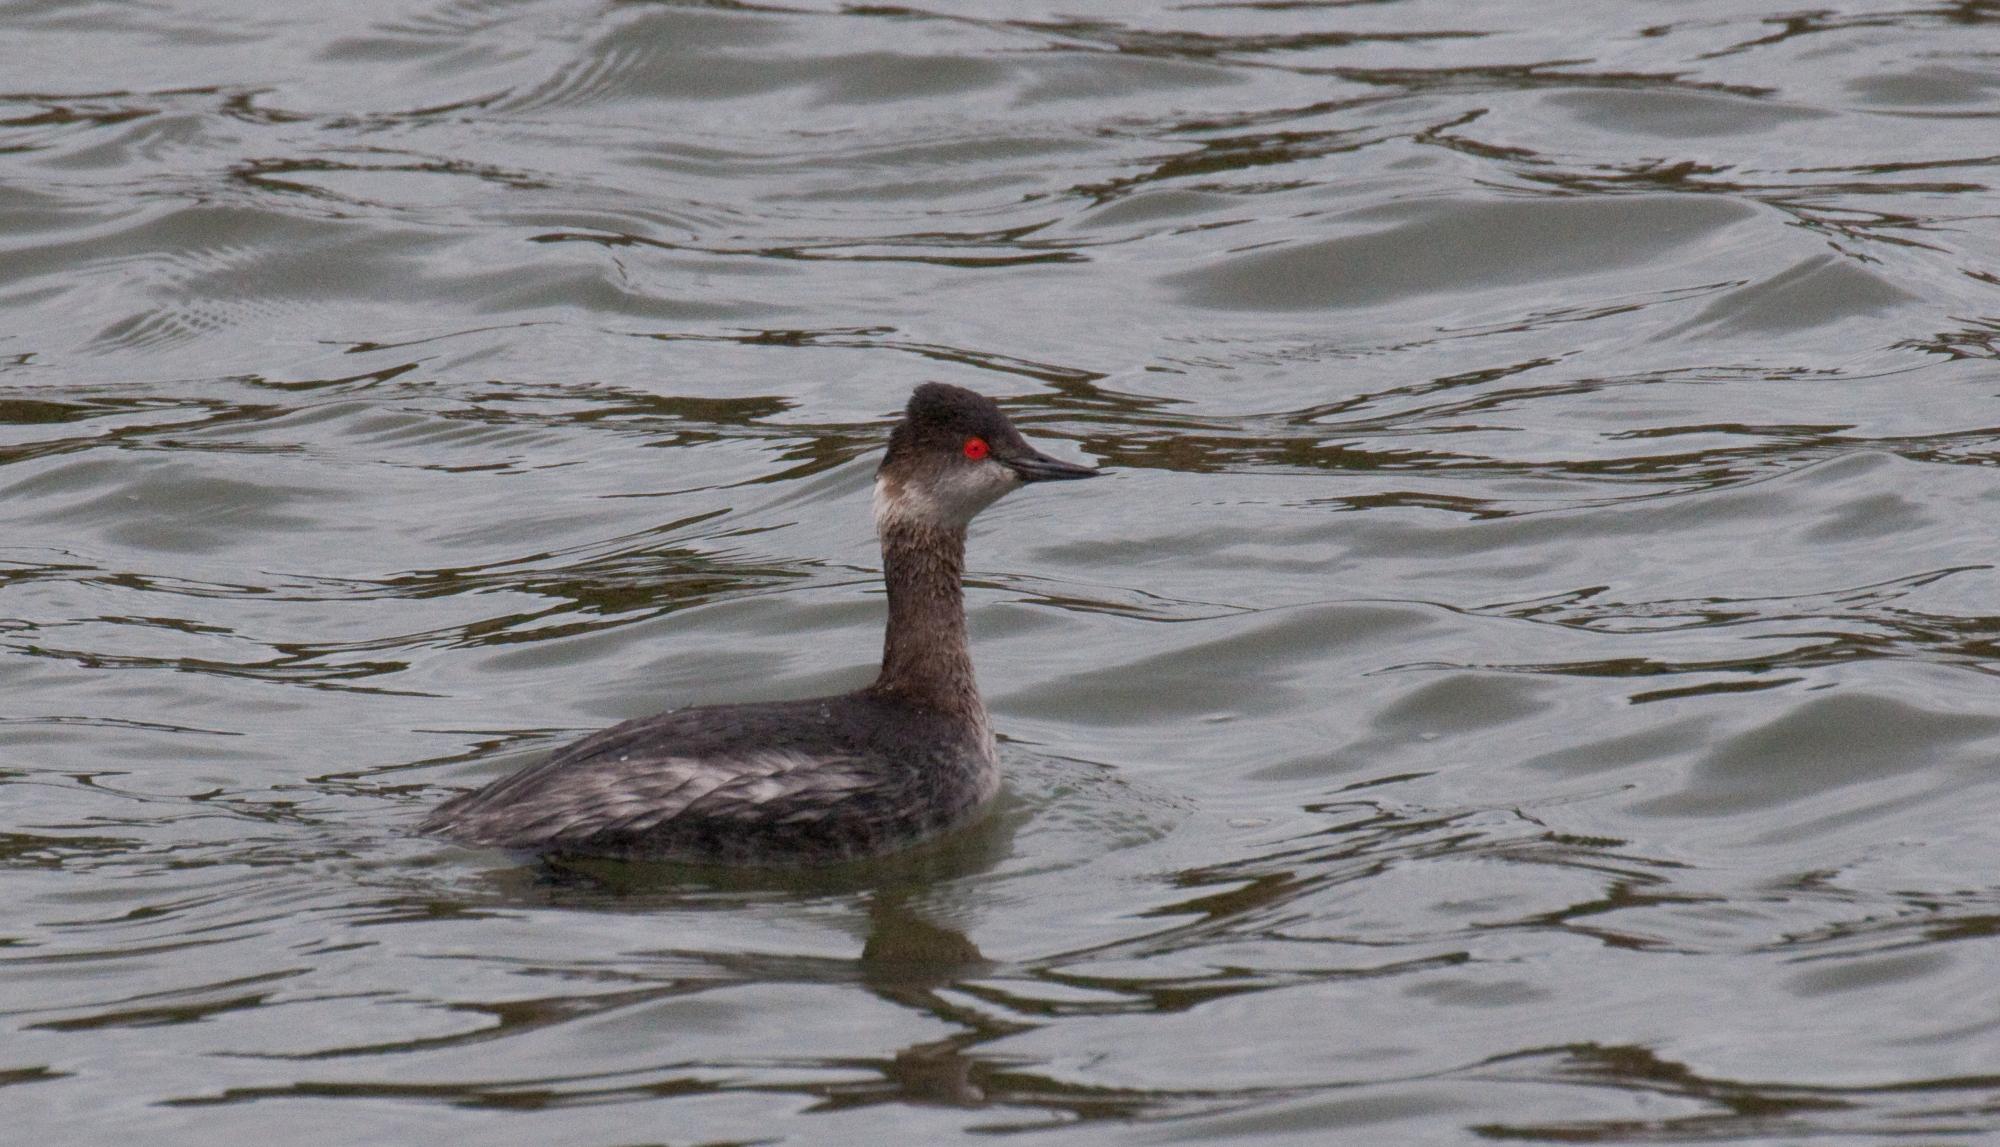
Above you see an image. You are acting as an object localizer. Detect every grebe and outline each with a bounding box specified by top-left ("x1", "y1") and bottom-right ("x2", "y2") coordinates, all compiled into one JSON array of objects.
[{"x1": 421, "y1": 383, "x2": 1099, "y2": 863}]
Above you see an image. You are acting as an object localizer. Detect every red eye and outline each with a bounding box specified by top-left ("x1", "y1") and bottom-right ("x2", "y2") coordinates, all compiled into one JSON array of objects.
[{"x1": 962, "y1": 436, "x2": 989, "y2": 460}]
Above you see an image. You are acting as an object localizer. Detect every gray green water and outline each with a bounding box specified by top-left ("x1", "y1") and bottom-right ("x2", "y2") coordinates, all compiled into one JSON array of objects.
[{"x1": 6, "y1": 1, "x2": 2000, "y2": 1142}]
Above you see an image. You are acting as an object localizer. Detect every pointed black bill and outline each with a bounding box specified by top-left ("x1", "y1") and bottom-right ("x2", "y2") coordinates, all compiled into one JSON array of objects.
[{"x1": 1005, "y1": 446, "x2": 1099, "y2": 482}]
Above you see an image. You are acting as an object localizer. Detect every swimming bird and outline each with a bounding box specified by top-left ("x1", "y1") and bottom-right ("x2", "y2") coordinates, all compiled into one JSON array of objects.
[{"x1": 421, "y1": 382, "x2": 1099, "y2": 863}]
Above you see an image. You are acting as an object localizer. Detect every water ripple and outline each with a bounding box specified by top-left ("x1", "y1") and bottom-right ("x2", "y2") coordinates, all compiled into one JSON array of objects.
[{"x1": 7, "y1": 1, "x2": 2000, "y2": 1143}]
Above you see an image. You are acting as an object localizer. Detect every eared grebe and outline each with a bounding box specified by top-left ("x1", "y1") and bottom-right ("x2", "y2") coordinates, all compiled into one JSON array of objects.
[{"x1": 420, "y1": 383, "x2": 1099, "y2": 863}]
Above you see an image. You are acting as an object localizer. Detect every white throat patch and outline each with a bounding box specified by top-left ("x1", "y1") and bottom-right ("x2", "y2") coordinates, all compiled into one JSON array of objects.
[{"x1": 873, "y1": 466, "x2": 1017, "y2": 533}]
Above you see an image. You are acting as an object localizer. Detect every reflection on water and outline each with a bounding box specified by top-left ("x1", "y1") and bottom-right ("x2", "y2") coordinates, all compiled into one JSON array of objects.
[{"x1": 7, "y1": 1, "x2": 2000, "y2": 1142}]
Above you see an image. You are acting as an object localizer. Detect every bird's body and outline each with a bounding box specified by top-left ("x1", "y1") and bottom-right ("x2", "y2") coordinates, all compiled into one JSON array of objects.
[{"x1": 421, "y1": 692, "x2": 995, "y2": 863}]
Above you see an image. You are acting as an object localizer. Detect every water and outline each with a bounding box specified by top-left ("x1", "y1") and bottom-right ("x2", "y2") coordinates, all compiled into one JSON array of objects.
[{"x1": 5, "y1": 1, "x2": 2000, "y2": 1142}]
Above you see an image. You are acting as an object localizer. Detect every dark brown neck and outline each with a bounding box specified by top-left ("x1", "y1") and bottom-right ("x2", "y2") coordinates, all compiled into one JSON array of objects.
[{"x1": 868, "y1": 517, "x2": 981, "y2": 717}]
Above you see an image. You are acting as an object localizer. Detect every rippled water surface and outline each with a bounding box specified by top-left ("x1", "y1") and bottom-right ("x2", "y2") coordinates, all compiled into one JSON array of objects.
[{"x1": 8, "y1": 1, "x2": 2000, "y2": 1142}]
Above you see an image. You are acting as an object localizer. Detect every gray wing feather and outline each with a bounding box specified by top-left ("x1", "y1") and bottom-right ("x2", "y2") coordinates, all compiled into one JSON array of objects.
[{"x1": 435, "y1": 748, "x2": 872, "y2": 848}]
